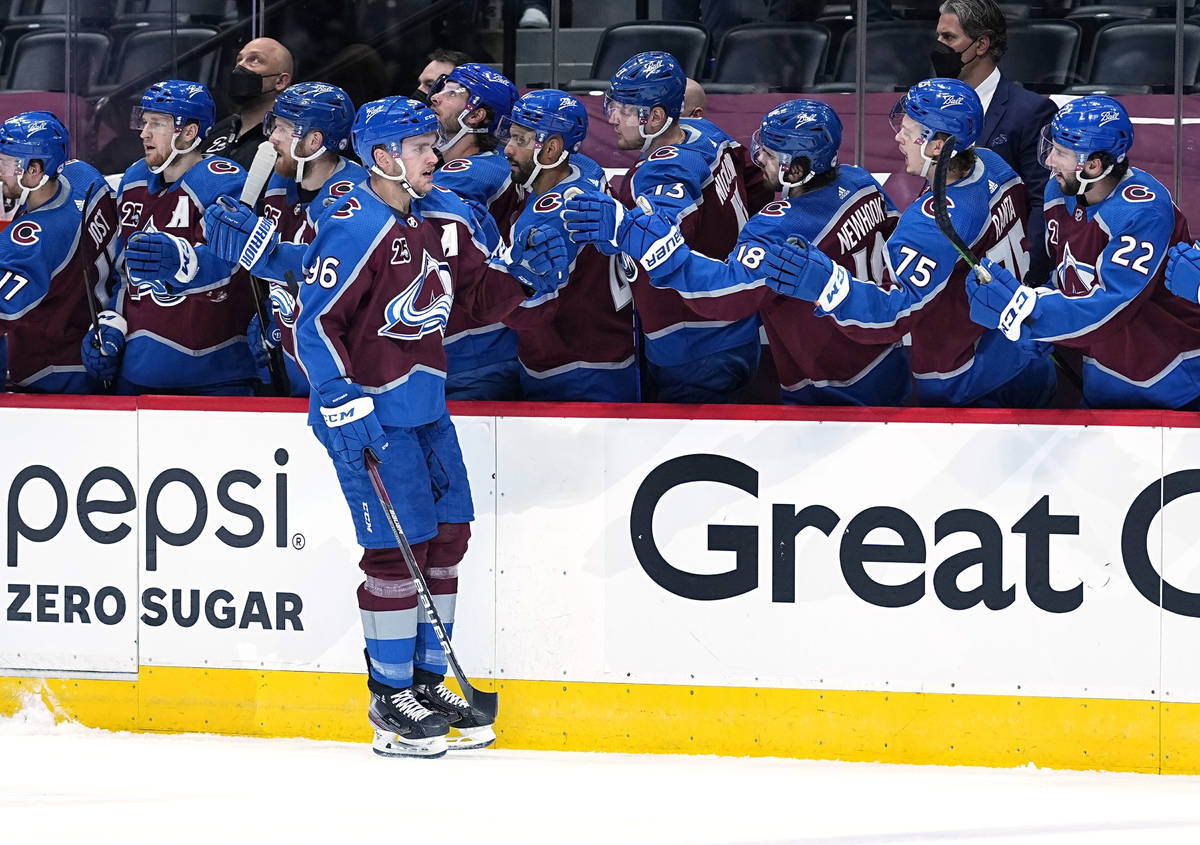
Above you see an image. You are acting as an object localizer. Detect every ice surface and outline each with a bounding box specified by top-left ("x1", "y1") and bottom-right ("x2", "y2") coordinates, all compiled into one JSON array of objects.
[{"x1": 3, "y1": 693, "x2": 1200, "y2": 844}]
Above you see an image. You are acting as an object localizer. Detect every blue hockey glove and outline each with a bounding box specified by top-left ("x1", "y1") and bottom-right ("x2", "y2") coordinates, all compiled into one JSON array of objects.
[
  {"x1": 964, "y1": 258, "x2": 1036, "y2": 340},
  {"x1": 81, "y1": 310, "x2": 126, "y2": 382},
  {"x1": 125, "y1": 232, "x2": 200, "y2": 296},
  {"x1": 560, "y1": 189, "x2": 628, "y2": 255},
  {"x1": 619, "y1": 200, "x2": 689, "y2": 277},
  {"x1": 203, "y1": 195, "x2": 278, "y2": 271},
  {"x1": 506, "y1": 224, "x2": 569, "y2": 296},
  {"x1": 1166, "y1": 242, "x2": 1200, "y2": 304},
  {"x1": 247, "y1": 311, "x2": 281, "y2": 369},
  {"x1": 317, "y1": 380, "x2": 388, "y2": 469},
  {"x1": 762, "y1": 238, "x2": 849, "y2": 309}
]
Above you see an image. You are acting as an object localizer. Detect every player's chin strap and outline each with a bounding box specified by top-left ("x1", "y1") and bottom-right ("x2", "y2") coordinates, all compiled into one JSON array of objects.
[
  {"x1": 638, "y1": 113, "x2": 674, "y2": 154},
  {"x1": 437, "y1": 112, "x2": 487, "y2": 154},
  {"x1": 149, "y1": 130, "x2": 201, "y2": 175},
  {"x1": 922, "y1": 137, "x2": 967, "y2": 181},
  {"x1": 1074, "y1": 160, "x2": 1116, "y2": 196},
  {"x1": 780, "y1": 154, "x2": 831, "y2": 196},
  {"x1": 372, "y1": 156, "x2": 425, "y2": 200},
  {"x1": 523, "y1": 145, "x2": 568, "y2": 191},
  {"x1": 14, "y1": 169, "x2": 48, "y2": 210},
  {"x1": 291, "y1": 137, "x2": 326, "y2": 184}
]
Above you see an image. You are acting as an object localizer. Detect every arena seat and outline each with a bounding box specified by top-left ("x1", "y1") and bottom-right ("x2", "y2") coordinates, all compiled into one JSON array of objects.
[
  {"x1": 1000, "y1": 18, "x2": 1082, "y2": 92},
  {"x1": 566, "y1": 20, "x2": 710, "y2": 92},
  {"x1": 1064, "y1": 20, "x2": 1200, "y2": 94},
  {"x1": 3, "y1": 28, "x2": 108, "y2": 93},
  {"x1": 809, "y1": 20, "x2": 934, "y2": 93},
  {"x1": 104, "y1": 25, "x2": 219, "y2": 89},
  {"x1": 707, "y1": 22, "x2": 830, "y2": 93}
]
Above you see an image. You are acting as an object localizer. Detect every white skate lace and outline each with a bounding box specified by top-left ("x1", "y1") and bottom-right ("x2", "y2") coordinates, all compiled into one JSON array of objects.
[
  {"x1": 434, "y1": 683, "x2": 469, "y2": 709},
  {"x1": 390, "y1": 690, "x2": 436, "y2": 721}
]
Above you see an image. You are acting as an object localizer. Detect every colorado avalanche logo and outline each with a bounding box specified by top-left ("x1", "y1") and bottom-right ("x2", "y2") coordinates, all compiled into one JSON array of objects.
[
  {"x1": 208, "y1": 160, "x2": 239, "y2": 174},
  {"x1": 920, "y1": 195, "x2": 953, "y2": 218},
  {"x1": 378, "y1": 249, "x2": 453, "y2": 340},
  {"x1": 128, "y1": 283, "x2": 186, "y2": 307},
  {"x1": 1121, "y1": 184, "x2": 1155, "y2": 203},
  {"x1": 533, "y1": 192, "x2": 563, "y2": 213},
  {"x1": 441, "y1": 159, "x2": 472, "y2": 173},
  {"x1": 329, "y1": 180, "x2": 354, "y2": 197},
  {"x1": 760, "y1": 200, "x2": 790, "y2": 217},
  {"x1": 1056, "y1": 242, "x2": 1099, "y2": 298},
  {"x1": 648, "y1": 146, "x2": 679, "y2": 161},
  {"x1": 332, "y1": 197, "x2": 361, "y2": 219},
  {"x1": 9, "y1": 221, "x2": 41, "y2": 245}
]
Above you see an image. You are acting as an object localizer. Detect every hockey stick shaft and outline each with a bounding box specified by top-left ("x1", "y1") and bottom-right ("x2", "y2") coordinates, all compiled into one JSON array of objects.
[
  {"x1": 364, "y1": 451, "x2": 499, "y2": 721},
  {"x1": 931, "y1": 135, "x2": 991, "y2": 283},
  {"x1": 238, "y1": 141, "x2": 291, "y2": 396},
  {"x1": 78, "y1": 181, "x2": 114, "y2": 390},
  {"x1": 933, "y1": 136, "x2": 1084, "y2": 391}
]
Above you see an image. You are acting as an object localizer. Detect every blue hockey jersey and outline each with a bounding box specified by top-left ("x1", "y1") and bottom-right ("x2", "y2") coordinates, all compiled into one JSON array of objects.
[
  {"x1": 1035, "y1": 168, "x2": 1200, "y2": 408},
  {"x1": 488, "y1": 161, "x2": 636, "y2": 402},
  {"x1": 251, "y1": 156, "x2": 368, "y2": 396},
  {"x1": 808, "y1": 149, "x2": 1053, "y2": 407},
  {"x1": 0, "y1": 160, "x2": 117, "y2": 392},
  {"x1": 644, "y1": 164, "x2": 909, "y2": 406},
  {"x1": 114, "y1": 155, "x2": 257, "y2": 393},
  {"x1": 295, "y1": 182, "x2": 521, "y2": 427}
]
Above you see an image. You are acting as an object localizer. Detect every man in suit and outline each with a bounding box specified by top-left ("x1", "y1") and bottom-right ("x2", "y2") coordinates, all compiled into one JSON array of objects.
[{"x1": 933, "y1": 0, "x2": 1058, "y2": 285}]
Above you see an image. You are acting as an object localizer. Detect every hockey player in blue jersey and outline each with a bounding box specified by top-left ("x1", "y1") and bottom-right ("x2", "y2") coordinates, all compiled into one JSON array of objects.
[
  {"x1": 201, "y1": 81, "x2": 364, "y2": 399},
  {"x1": 969, "y1": 96, "x2": 1200, "y2": 409},
  {"x1": 595, "y1": 100, "x2": 909, "y2": 406},
  {"x1": 428, "y1": 63, "x2": 524, "y2": 399},
  {"x1": 562, "y1": 51, "x2": 760, "y2": 403},
  {"x1": 758, "y1": 78, "x2": 1055, "y2": 407},
  {"x1": 0, "y1": 112, "x2": 117, "y2": 393},
  {"x1": 494, "y1": 89, "x2": 637, "y2": 401},
  {"x1": 294, "y1": 97, "x2": 562, "y2": 758},
  {"x1": 82, "y1": 80, "x2": 257, "y2": 395}
]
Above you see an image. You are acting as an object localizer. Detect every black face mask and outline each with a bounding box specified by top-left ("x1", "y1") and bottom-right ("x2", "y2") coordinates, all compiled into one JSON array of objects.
[
  {"x1": 230, "y1": 65, "x2": 267, "y2": 104},
  {"x1": 410, "y1": 88, "x2": 431, "y2": 106},
  {"x1": 929, "y1": 39, "x2": 976, "y2": 79}
]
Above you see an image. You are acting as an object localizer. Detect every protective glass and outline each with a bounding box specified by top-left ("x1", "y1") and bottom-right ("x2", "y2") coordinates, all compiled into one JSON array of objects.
[
  {"x1": 889, "y1": 103, "x2": 931, "y2": 146},
  {"x1": 428, "y1": 75, "x2": 469, "y2": 101},
  {"x1": 749, "y1": 128, "x2": 788, "y2": 171},
  {"x1": 603, "y1": 95, "x2": 642, "y2": 123},
  {"x1": 495, "y1": 116, "x2": 539, "y2": 149},
  {"x1": 1037, "y1": 124, "x2": 1086, "y2": 172},
  {"x1": 263, "y1": 112, "x2": 301, "y2": 138},
  {"x1": 130, "y1": 107, "x2": 175, "y2": 132}
]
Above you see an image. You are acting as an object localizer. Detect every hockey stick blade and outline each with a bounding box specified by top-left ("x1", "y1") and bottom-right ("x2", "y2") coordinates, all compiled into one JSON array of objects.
[
  {"x1": 239, "y1": 141, "x2": 277, "y2": 207},
  {"x1": 364, "y1": 452, "x2": 499, "y2": 722},
  {"x1": 931, "y1": 135, "x2": 990, "y2": 283}
]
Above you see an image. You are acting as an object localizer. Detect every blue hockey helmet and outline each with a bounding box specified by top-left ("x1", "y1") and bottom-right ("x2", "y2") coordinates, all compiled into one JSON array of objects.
[
  {"x1": 1040, "y1": 95, "x2": 1133, "y2": 164},
  {"x1": 0, "y1": 111, "x2": 69, "y2": 177},
  {"x1": 1037, "y1": 96, "x2": 1133, "y2": 194},
  {"x1": 501, "y1": 89, "x2": 589, "y2": 153},
  {"x1": 134, "y1": 79, "x2": 216, "y2": 137},
  {"x1": 607, "y1": 51, "x2": 686, "y2": 120},
  {"x1": 266, "y1": 81, "x2": 355, "y2": 153},
  {"x1": 890, "y1": 77, "x2": 982, "y2": 149},
  {"x1": 432, "y1": 63, "x2": 518, "y2": 135},
  {"x1": 751, "y1": 99, "x2": 841, "y2": 189},
  {"x1": 352, "y1": 96, "x2": 441, "y2": 197}
]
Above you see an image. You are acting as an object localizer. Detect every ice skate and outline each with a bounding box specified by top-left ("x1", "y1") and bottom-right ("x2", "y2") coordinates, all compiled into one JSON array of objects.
[
  {"x1": 414, "y1": 669, "x2": 497, "y2": 750},
  {"x1": 368, "y1": 680, "x2": 450, "y2": 759}
]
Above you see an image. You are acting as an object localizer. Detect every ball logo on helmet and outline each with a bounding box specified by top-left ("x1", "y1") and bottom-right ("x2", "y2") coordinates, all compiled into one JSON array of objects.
[{"x1": 1098, "y1": 109, "x2": 1122, "y2": 127}]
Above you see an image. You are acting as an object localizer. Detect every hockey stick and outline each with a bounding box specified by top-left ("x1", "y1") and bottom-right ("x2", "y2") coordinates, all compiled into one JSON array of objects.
[
  {"x1": 78, "y1": 180, "x2": 113, "y2": 391},
  {"x1": 932, "y1": 136, "x2": 1083, "y2": 393},
  {"x1": 238, "y1": 141, "x2": 291, "y2": 396},
  {"x1": 364, "y1": 450, "x2": 499, "y2": 722},
  {"x1": 931, "y1": 135, "x2": 990, "y2": 283}
]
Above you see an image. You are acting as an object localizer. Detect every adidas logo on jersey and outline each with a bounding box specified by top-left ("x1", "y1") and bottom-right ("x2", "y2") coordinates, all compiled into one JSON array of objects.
[
  {"x1": 838, "y1": 187, "x2": 850, "y2": 199},
  {"x1": 75, "y1": 200, "x2": 85, "y2": 211},
  {"x1": 988, "y1": 180, "x2": 998, "y2": 193}
]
